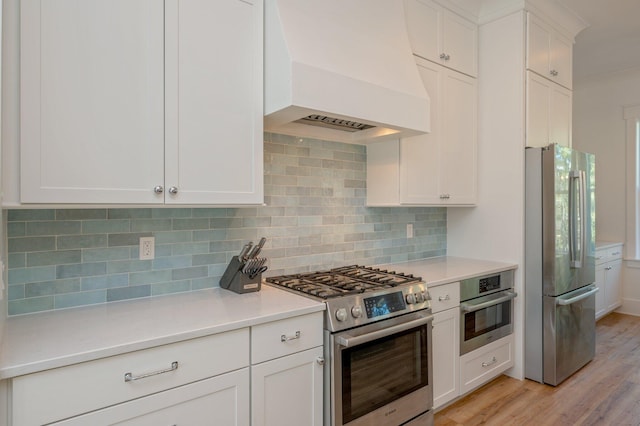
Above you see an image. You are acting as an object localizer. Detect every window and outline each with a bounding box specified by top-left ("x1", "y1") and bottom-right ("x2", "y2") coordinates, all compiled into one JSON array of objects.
[{"x1": 624, "y1": 104, "x2": 640, "y2": 259}]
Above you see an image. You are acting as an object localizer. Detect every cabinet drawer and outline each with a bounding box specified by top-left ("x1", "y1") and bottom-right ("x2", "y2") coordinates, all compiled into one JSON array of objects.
[
  {"x1": 459, "y1": 335, "x2": 513, "y2": 395},
  {"x1": 596, "y1": 245, "x2": 623, "y2": 264},
  {"x1": 429, "y1": 282, "x2": 460, "y2": 313},
  {"x1": 13, "y1": 328, "x2": 249, "y2": 426},
  {"x1": 251, "y1": 312, "x2": 323, "y2": 364}
]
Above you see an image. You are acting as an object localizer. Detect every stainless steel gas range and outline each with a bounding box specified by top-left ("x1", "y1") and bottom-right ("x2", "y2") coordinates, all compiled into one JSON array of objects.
[{"x1": 265, "y1": 265, "x2": 434, "y2": 426}]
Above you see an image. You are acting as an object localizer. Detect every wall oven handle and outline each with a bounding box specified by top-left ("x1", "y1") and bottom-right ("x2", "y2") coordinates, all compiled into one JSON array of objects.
[
  {"x1": 335, "y1": 314, "x2": 433, "y2": 348},
  {"x1": 460, "y1": 291, "x2": 517, "y2": 313},
  {"x1": 556, "y1": 286, "x2": 599, "y2": 306}
]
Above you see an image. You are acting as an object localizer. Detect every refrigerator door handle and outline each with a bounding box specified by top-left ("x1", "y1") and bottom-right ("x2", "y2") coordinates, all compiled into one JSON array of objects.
[
  {"x1": 569, "y1": 170, "x2": 587, "y2": 269},
  {"x1": 556, "y1": 286, "x2": 599, "y2": 306}
]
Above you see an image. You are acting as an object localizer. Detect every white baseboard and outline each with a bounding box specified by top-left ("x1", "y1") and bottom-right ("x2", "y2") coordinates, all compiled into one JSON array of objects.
[{"x1": 616, "y1": 298, "x2": 640, "y2": 317}]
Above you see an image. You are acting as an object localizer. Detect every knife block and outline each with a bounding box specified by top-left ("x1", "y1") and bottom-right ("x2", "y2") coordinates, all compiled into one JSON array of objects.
[{"x1": 219, "y1": 256, "x2": 261, "y2": 294}]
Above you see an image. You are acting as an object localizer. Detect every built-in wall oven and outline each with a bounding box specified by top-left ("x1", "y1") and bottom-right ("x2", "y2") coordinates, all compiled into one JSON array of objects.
[
  {"x1": 265, "y1": 265, "x2": 434, "y2": 426},
  {"x1": 459, "y1": 270, "x2": 516, "y2": 355}
]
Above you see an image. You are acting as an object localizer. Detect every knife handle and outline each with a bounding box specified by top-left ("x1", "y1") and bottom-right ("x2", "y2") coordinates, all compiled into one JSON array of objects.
[{"x1": 238, "y1": 243, "x2": 252, "y2": 260}]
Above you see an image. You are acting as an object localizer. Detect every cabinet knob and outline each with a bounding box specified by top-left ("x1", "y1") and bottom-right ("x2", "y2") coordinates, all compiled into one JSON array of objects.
[
  {"x1": 153, "y1": 186, "x2": 164, "y2": 194},
  {"x1": 439, "y1": 194, "x2": 451, "y2": 200},
  {"x1": 439, "y1": 53, "x2": 451, "y2": 61},
  {"x1": 168, "y1": 186, "x2": 179, "y2": 195},
  {"x1": 316, "y1": 357, "x2": 325, "y2": 366},
  {"x1": 438, "y1": 294, "x2": 451, "y2": 302},
  {"x1": 550, "y1": 69, "x2": 559, "y2": 76},
  {"x1": 606, "y1": 266, "x2": 613, "y2": 271}
]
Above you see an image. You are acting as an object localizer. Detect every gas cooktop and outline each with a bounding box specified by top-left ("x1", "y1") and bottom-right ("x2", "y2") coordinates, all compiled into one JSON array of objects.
[{"x1": 265, "y1": 265, "x2": 431, "y2": 331}]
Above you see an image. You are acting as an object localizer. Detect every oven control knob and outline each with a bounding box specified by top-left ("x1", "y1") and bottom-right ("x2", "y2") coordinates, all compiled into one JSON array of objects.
[
  {"x1": 335, "y1": 308, "x2": 348, "y2": 322},
  {"x1": 351, "y1": 305, "x2": 363, "y2": 318},
  {"x1": 415, "y1": 292, "x2": 425, "y2": 303},
  {"x1": 405, "y1": 293, "x2": 416, "y2": 305}
]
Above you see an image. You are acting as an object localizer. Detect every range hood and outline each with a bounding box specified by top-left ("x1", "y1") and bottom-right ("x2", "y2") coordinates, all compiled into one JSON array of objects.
[{"x1": 264, "y1": 0, "x2": 431, "y2": 144}]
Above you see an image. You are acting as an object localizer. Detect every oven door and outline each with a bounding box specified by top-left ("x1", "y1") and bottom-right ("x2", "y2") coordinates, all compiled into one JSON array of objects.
[
  {"x1": 460, "y1": 290, "x2": 517, "y2": 355},
  {"x1": 330, "y1": 311, "x2": 433, "y2": 426}
]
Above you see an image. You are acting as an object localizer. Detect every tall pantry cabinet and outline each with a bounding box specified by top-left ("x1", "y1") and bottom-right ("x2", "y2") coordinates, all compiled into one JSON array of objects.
[{"x1": 11, "y1": 0, "x2": 263, "y2": 206}]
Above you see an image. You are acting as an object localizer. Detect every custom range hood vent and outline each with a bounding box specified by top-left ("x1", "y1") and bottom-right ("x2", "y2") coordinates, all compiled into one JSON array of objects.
[{"x1": 264, "y1": 0, "x2": 431, "y2": 144}]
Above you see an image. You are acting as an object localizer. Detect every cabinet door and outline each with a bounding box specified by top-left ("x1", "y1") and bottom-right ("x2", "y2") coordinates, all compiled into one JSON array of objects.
[
  {"x1": 405, "y1": 0, "x2": 441, "y2": 65},
  {"x1": 432, "y1": 308, "x2": 459, "y2": 409},
  {"x1": 550, "y1": 84, "x2": 572, "y2": 148},
  {"x1": 595, "y1": 264, "x2": 606, "y2": 319},
  {"x1": 164, "y1": 0, "x2": 263, "y2": 205},
  {"x1": 605, "y1": 260, "x2": 622, "y2": 312},
  {"x1": 440, "y1": 69, "x2": 477, "y2": 203},
  {"x1": 20, "y1": 0, "x2": 165, "y2": 204},
  {"x1": 53, "y1": 369, "x2": 250, "y2": 425},
  {"x1": 442, "y1": 9, "x2": 478, "y2": 77},
  {"x1": 527, "y1": 13, "x2": 572, "y2": 89},
  {"x1": 251, "y1": 347, "x2": 323, "y2": 426},
  {"x1": 527, "y1": 71, "x2": 571, "y2": 148},
  {"x1": 550, "y1": 34, "x2": 572, "y2": 89}
]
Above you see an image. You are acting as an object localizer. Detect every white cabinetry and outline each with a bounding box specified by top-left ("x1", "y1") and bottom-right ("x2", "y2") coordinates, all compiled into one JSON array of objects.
[
  {"x1": 11, "y1": 329, "x2": 250, "y2": 426},
  {"x1": 430, "y1": 282, "x2": 460, "y2": 409},
  {"x1": 18, "y1": 0, "x2": 263, "y2": 205},
  {"x1": 459, "y1": 335, "x2": 514, "y2": 395},
  {"x1": 251, "y1": 312, "x2": 324, "y2": 426},
  {"x1": 595, "y1": 243, "x2": 623, "y2": 320},
  {"x1": 526, "y1": 12, "x2": 572, "y2": 89},
  {"x1": 526, "y1": 71, "x2": 572, "y2": 148},
  {"x1": 367, "y1": 58, "x2": 477, "y2": 206},
  {"x1": 405, "y1": 0, "x2": 478, "y2": 77}
]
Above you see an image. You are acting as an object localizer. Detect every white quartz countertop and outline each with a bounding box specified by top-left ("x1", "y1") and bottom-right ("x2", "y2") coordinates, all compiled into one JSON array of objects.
[
  {"x1": 596, "y1": 241, "x2": 623, "y2": 250},
  {"x1": 0, "y1": 286, "x2": 324, "y2": 379},
  {"x1": 376, "y1": 256, "x2": 518, "y2": 287}
]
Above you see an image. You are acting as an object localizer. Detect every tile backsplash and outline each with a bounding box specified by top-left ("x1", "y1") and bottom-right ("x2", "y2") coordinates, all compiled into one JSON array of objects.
[{"x1": 6, "y1": 133, "x2": 446, "y2": 315}]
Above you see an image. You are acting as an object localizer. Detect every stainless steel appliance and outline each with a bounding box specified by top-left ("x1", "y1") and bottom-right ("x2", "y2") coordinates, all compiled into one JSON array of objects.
[
  {"x1": 265, "y1": 265, "x2": 434, "y2": 426},
  {"x1": 459, "y1": 270, "x2": 516, "y2": 355},
  {"x1": 525, "y1": 144, "x2": 597, "y2": 386}
]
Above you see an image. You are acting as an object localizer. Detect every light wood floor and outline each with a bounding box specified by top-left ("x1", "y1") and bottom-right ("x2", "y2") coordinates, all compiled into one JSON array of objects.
[{"x1": 435, "y1": 313, "x2": 640, "y2": 425}]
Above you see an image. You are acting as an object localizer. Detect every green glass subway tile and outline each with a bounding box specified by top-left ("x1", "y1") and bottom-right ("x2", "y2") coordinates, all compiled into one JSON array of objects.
[
  {"x1": 209, "y1": 217, "x2": 244, "y2": 229},
  {"x1": 83, "y1": 247, "x2": 131, "y2": 262},
  {"x1": 8, "y1": 253, "x2": 26, "y2": 268},
  {"x1": 82, "y1": 219, "x2": 131, "y2": 234},
  {"x1": 192, "y1": 229, "x2": 227, "y2": 242},
  {"x1": 151, "y1": 279, "x2": 191, "y2": 296},
  {"x1": 55, "y1": 290, "x2": 106, "y2": 309},
  {"x1": 82, "y1": 274, "x2": 129, "y2": 291},
  {"x1": 56, "y1": 209, "x2": 107, "y2": 220},
  {"x1": 27, "y1": 250, "x2": 82, "y2": 267},
  {"x1": 26, "y1": 221, "x2": 82, "y2": 236},
  {"x1": 152, "y1": 255, "x2": 191, "y2": 270},
  {"x1": 192, "y1": 253, "x2": 227, "y2": 266},
  {"x1": 209, "y1": 240, "x2": 246, "y2": 253},
  {"x1": 108, "y1": 233, "x2": 151, "y2": 247},
  {"x1": 108, "y1": 209, "x2": 153, "y2": 219},
  {"x1": 9, "y1": 296, "x2": 55, "y2": 315},
  {"x1": 131, "y1": 219, "x2": 172, "y2": 232},
  {"x1": 25, "y1": 278, "x2": 81, "y2": 297},
  {"x1": 171, "y1": 242, "x2": 209, "y2": 255},
  {"x1": 57, "y1": 234, "x2": 108, "y2": 250},
  {"x1": 172, "y1": 218, "x2": 210, "y2": 231},
  {"x1": 242, "y1": 217, "x2": 272, "y2": 228},
  {"x1": 226, "y1": 228, "x2": 259, "y2": 241},
  {"x1": 151, "y1": 208, "x2": 193, "y2": 218},
  {"x1": 172, "y1": 266, "x2": 208, "y2": 281},
  {"x1": 7, "y1": 222, "x2": 26, "y2": 237},
  {"x1": 107, "y1": 285, "x2": 150, "y2": 302},
  {"x1": 208, "y1": 263, "x2": 229, "y2": 277},
  {"x1": 56, "y1": 262, "x2": 107, "y2": 279},
  {"x1": 192, "y1": 208, "x2": 229, "y2": 218},
  {"x1": 7, "y1": 284, "x2": 25, "y2": 300},
  {"x1": 8, "y1": 266, "x2": 56, "y2": 285},
  {"x1": 8, "y1": 236, "x2": 56, "y2": 253},
  {"x1": 129, "y1": 269, "x2": 172, "y2": 285},
  {"x1": 107, "y1": 259, "x2": 152, "y2": 274},
  {"x1": 7, "y1": 209, "x2": 55, "y2": 222},
  {"x1": 153, "y1": 231, "x2": 192, "y2": 244},
  {"x1": 153, "y1": 244, "x2": 173, "y2": 258},
  {"x1": 192, "y1": 276, "x2": 218, "y2": 290}
]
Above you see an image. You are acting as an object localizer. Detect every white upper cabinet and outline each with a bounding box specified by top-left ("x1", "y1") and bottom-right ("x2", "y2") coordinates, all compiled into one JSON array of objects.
[
  {"x1": 367, "y1": 59, "x2": 477, "y2": 206},
  {"x1": 405, "y1": 0, "x2": 478, "y2": 77},
  {"x1": 526, "y1": 71, "x2": 572, "y2": 148},
  {"x1": 19, "y1": 0, "x2": 263, "y2": 205},
  {"x1": 526, "y1": 12, "x2": 573, "y2": 89}
]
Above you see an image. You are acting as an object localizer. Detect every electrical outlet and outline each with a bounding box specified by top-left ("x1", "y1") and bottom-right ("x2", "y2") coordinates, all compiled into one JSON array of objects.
[
  {"x1": 406, "y1": 224, "x2": 413, "y2": 239},
  {"x1": 139, "y1": 237, "x2": 155, "y2": 260}
]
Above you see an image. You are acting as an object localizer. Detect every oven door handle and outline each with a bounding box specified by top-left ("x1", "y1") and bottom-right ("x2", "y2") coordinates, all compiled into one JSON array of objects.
[
  {"x1": 460, "y1": 290, "x2": 517, "y2": 313},
  {"x1": 335, "y1": 314, "x2": 433, "y2": 348}
]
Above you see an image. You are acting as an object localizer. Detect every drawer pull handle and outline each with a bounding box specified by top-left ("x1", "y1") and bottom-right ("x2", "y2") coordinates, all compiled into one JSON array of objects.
[
  {"x1": 281, "y1": 331, "x2": 301, "y2": 342},
  {"x1": 612, "y1": 251, "x2": 620, "y2": 256},
  {"x1": 438, "y1": 294, "x2": 450, "y2": 301},
  {"x1": 482, "y1": 357, "x2": 497, "y2": 368},
  {"x1": 124, "y1": 361, "x2": 179, "y2": 382}
]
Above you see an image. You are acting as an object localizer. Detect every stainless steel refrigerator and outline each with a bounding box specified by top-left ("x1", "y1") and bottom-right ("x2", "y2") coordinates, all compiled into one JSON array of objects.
[{"x1": 525, "y1": 144, "x2": 597, "y2": 386}]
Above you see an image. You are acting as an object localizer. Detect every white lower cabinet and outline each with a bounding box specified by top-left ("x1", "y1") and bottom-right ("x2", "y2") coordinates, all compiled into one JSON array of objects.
[
  {"x1": 595, "y1": 243, "x2": 623, "y2": 319},
  {"x1": 251, "y1": 312, "x2": 324, "y2": 426},
  {"x1": 459, "y1": 335, "x2": 514, "y2": 395},
  {"x1": 251, "y1": 347, "x2": 324, "y2": 426},
  {"x1": 432, "y1": 307, "x2": 459, "y2": 409}
]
